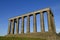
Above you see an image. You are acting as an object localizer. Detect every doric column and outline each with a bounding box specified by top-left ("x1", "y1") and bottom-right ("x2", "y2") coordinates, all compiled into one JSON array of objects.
[
  {"x1": 47, "y1": 10, "x2": 52, "y2": 32},
  {"x1": 21, "y1": 16, "x2": 24, "y2": 34},
  {"x1": 52, "y1": 16, "x2": 56, "y2": 33},
  {"x1": 8, "y1": 20, "x2": 11, "y2": 34},
  {"x1": 33, "y1": 13, "x2": 37, "y2": 33},
  {"x1": 40, "y1": 12, "x2": 45, "y2": 32},
  {"x1": 11, "y1": 19, "x2": 15, "y2": 34},
  {"x1": 16, "y1": 18, "x2": 19, "y2": 34},
  {"x1": 27, "y1": 15, "x2": 30, "y2": 33},
  {"x1": 51, "y1": 15, "x2": 56, "y2": 33}
]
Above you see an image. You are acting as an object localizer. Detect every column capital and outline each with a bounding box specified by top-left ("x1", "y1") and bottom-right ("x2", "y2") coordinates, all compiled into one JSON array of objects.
[
  {"x1": 40, "y1": 11, "x2": 44, "y2": 13},
  {"x1": 33, "y1": 13, "x2": 36, "y2": 15}
]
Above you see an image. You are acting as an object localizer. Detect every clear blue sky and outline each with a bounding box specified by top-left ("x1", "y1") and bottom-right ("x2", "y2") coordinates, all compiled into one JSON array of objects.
[{"x1": 0, "y1": 0, "x2": 60, "y2": 36}]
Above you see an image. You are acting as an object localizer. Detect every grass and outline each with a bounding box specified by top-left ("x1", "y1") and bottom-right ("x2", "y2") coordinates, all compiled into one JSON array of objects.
[{"x1": 0, "y1": 37, "x2": 46, "y2": 40}]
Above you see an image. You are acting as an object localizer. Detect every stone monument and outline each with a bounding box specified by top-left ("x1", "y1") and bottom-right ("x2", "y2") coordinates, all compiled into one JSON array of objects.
[{"x1": 7, "y1": 8, "x2": 60, "y2": 40}]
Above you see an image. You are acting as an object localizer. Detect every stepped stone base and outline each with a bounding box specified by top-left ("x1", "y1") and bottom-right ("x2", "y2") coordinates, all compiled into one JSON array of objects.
[{"x1": 6, "y1": 32, "x2": 60, "y2": 40}]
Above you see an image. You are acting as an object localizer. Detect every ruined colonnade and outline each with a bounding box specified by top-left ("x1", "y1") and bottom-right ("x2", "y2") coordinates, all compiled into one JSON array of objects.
[{"x1": 8, "y1": 8, "x2": 56, "y2": 35}]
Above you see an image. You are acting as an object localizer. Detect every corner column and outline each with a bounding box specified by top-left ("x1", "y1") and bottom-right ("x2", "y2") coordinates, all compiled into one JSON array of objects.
[
  {"x1": 33, "y1": 14, "x2": 37, "y2": 33},
  {"x1": 21, "y1": 16, "x2": 24, "y2": 34},
  {"x1": 47, "y1": 10, "x2": 52, "y2": 32},
  {"x1": 8, "y1": 20, "x2": 11, "y2": 34},
  {"x1": 27, "y1": 15, "x2": 30, "y2": 33},
  {"x1": 16, "y1": 18, "x2": 19, "y2": 34},
  {"x1": 40, "y1": 12, "x2": 45, "y2": 32},
  {"x1": 51, "y1": 15, "x2": 56, "y2": 33}
]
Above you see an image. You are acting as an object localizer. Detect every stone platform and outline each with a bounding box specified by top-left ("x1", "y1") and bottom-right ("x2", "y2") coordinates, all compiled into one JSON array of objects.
[{"x1": 6, "y1": 32, "x2": 59, "y2": 40}]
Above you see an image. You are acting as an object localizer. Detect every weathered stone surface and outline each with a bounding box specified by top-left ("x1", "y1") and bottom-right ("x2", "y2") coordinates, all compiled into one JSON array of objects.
[
  {"x1": 21, "y1": 16, "x2": 24, "y2": 34},
  {"x1": 6, "y1": 32, "x2": 59, "y2": 40},
  {"x1": 11, "y1": 20, "x2": 15, "y2": 34},
  {"x1": 33, "y1": 14, "x2": 37, "y2": 33},
  {"x1": 8, "y1": 21, "x2": 11, "y2": 34},
  {"x1": 40, "y1": 12, "x2": 45, "y2": 32},
  {"x1": 16, "y1": 18, "x2": 19, "y2": 34},
  {"x1": 27, "y1": 15, "x2": 30, "y2": 33}
]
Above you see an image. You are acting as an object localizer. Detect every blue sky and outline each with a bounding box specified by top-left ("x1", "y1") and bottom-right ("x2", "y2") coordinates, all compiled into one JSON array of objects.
[{"x1": 0, "y1": 0, "x2": 60, "y2": 36}]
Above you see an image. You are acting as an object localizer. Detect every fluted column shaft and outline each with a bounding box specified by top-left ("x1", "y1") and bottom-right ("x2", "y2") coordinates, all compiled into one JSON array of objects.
[
  {"x1": 11, "y1": 20, "x2": 15, "y2": 34},
  {"x1": 47, "y1": 10, "x2": 52, "y2": 32},
  {"x1": 16, "y1": 18, "x2": 19, "y2": 34},
  {"x1": 51, "y1": 15, "x2": 56, "y2": 33},
  {"x1": 40, "y1": 12, "x2": 45, "y2": 32},
  {"x1": 27, "y1": 15, "x2": 30, "y2": 33},
  {"x1": 21, "y1": 17, "x2": 24, "y2": 34},
  {"x1": 8, "y1": 20, "x2": 11, "y2": 34},
  {"x1": 33, "y1": 14, "x2": 37, "y2": 33}
]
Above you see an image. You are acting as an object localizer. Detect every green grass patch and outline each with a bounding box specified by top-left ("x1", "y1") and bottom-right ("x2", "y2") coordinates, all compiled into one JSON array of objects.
[{"x1": 0, "y1": 36, "x2": 46, "y2": 40}]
